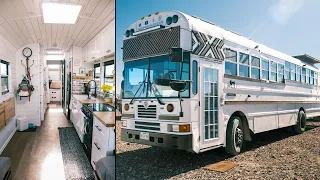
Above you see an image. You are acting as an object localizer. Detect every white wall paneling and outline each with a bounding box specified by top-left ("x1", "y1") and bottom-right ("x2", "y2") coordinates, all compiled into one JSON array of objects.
[
  {"x1": 0, "y1": 0, "x2": 115, "y2": 52},
  {"x1": 16, "y1": 43, "x2": 41, "y2": 126},
  {"x1": 0, "y1": 33, "x2": 18, "y2": 154}
]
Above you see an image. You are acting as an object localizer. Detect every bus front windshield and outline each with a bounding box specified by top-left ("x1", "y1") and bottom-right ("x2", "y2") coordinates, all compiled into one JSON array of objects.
[{"x1": 122, "y1": 53, "x2": 190, "y2": 99}]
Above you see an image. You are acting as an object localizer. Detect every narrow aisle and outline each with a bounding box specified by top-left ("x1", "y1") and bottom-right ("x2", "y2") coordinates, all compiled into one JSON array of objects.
[{"x1": 1, "y1": 104, "x2": 72, "y2": 180}]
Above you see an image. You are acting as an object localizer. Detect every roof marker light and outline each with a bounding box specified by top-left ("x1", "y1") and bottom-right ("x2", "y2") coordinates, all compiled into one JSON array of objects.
[
  {"x1": 125, "y1": 30, "x2": 130, "y2": 37},
  {"x1": 166, "y1": 17, "x2": 172, "y2": 25},
  {"x1": 130, "y1": 29, "x2": 135, "y2": 36},
  {"x1": 173, "y1": 15, "x2": 178, "y2": 23}
]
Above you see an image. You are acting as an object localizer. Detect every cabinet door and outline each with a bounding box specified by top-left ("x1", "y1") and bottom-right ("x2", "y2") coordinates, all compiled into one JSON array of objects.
[
  {"x1": 88, "y1": 40, "x2": 96, "y2": 62},
  {"x1": 82, "y1": 45, "x2": 88, "y2": 63},
  {"x1": 95, "y1": 34, "x2": 102, "y2": 59},
  {"x1": 109, "y1": 21, "x2": 115, "y2": 54},
  {"x1": 102, "y1": 28, "x2": 111, "y2": 56}
]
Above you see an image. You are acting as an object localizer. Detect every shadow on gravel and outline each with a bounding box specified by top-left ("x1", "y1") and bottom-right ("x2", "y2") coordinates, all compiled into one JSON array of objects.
[{"x1": 116, "y1": 122, "x2": 320, "y2": 180}]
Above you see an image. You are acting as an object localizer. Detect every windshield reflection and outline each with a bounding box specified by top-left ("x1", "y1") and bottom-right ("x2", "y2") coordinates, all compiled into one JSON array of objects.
[{"x1": 123, "y1": 54, "x2": 190, "y2": 98}]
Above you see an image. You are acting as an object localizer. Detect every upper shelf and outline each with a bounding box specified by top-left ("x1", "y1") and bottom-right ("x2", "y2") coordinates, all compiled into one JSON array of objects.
[{"x1": 72, "y1": 76, "x2": 93, "y2": 80}]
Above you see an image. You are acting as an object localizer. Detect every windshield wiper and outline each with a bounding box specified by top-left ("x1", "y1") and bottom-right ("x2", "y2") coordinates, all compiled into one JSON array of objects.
[
  {"x1": 149, "y1": 82, "x2": 165, "y2": 105},
  {"x1": 129, "y1": 74, "x2": 148, "y2": 104},
  {"x1": 129, "y1": 76, "x2": 165, "y2": 105}
]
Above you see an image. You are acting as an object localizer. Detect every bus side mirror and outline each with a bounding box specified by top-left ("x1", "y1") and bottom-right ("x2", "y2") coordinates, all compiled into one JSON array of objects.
[
  {"x1": 169, "y1": 80, "x2": 186, "y2": 92},
  {"x1": 169, "y1": 47, "x2": 183, "y2": 62}
]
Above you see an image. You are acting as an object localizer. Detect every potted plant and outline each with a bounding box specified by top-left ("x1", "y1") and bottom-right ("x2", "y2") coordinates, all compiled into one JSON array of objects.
[{"x1": 101, "y1": 84, "x2": 113, "y2": 103}]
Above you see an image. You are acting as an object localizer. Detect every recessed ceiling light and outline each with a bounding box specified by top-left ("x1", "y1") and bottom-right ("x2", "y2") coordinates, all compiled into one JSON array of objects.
[{"x1": 42, "y1": 2, "x2": 82, "y2": 24}]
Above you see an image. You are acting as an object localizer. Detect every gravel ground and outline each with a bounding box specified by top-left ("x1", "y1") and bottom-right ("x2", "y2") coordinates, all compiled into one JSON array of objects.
[{"x1": 116, "y1": 120, "x2": 320, "y2": 180}]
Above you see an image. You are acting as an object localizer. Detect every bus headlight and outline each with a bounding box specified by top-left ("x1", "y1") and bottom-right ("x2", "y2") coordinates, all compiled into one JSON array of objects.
[
  {"x1": 122, "y1": 120, "x2": 127, "y2": 127},
  {"x1": 172, "y1": 124, "x2": 190, "y2": 132},
  {"x1": 124, "y1": 103, "x2": 130, "y2": 111},
  {"x1": 166, "y1": 103, "x2": 174, "y2": 112}
]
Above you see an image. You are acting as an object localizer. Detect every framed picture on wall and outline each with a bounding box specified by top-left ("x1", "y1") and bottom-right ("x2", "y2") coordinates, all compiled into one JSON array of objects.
[{"x1": 79, "y1": 67, "x2": 86, "y2": 74}]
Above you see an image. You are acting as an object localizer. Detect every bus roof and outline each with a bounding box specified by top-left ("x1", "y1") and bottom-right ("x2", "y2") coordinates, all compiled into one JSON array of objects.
[{"x1": 125, "y1": 11, "x2": 318, "y2": 70}]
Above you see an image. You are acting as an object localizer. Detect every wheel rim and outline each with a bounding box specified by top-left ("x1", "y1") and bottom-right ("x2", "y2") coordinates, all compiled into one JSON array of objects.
[{"x1": 234, "y1": 123, "x2": 243, "y2": 152}]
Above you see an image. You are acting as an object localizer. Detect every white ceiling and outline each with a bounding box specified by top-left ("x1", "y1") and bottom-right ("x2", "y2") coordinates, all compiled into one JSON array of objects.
[{"x1": 0, "y1": 0, "x2": 115, "y2": 51}]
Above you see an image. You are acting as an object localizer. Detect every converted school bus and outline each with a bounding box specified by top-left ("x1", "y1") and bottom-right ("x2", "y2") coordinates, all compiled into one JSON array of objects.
[{"x1": 121, "y1": 11, "x2": 319, "y2": 156}]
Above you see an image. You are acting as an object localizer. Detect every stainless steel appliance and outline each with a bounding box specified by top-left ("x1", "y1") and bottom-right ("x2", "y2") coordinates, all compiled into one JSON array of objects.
[{"x1": 81, "y1": 103, "x2": 114, "y2": 161}]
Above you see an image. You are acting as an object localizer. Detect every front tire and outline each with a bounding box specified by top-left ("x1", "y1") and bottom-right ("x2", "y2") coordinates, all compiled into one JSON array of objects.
[
  {"x1": 225, "y1": 116, "x2": 244, "y2": 156},
  {"x1": 293, "y1": 110, "x2": 306, "y2": 134}
]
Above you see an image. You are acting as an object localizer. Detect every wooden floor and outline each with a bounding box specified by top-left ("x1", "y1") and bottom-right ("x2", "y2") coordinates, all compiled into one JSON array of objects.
[{"x1": 0, "y1": 104, "x2": 72, "y2": 180}]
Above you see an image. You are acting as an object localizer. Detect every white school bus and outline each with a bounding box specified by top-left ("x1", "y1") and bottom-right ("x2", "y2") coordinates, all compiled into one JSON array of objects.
[{"x1": 120, "y1": 11, "x2": 320, "y2": 155}]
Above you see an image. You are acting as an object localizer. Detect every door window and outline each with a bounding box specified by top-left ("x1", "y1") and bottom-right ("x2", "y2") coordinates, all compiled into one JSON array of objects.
[{"x1": 204, "y1": 67, "x2": 219, "y2": 140}]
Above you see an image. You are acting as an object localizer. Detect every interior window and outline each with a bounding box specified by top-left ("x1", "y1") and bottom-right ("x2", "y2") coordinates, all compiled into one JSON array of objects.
[
  {"x1": 1, "y1": 60, "x2": 9, "y2": 94},
  {"x1": 94, "y1": 63, "x2": 100, "y2": 89},
  {"x1": 261, "y1": 59, "x2": 269, "y2": 80},
  {"x1": 296, "y1": 65, "x2": 301, "y2": 82},
  {"x1": 223, "y1": 48, "x2": 237, "y2": 76},
  {"x1": 104, "y1": 60, "x2": 114, "y2": 86},
  {"x1": 251, "y1": 56, "x2": 260, "y2": 79},
  {"x1": 192, "y1": 60, "x2": 198, "y2": 94},
  {"x1": 270, "y1": 61, "x2": 277, "y2": 81},
  {"x1": 285, "y1": 61, "x2": 290, "y2": 79},
  {"x1": 277, "y1": 64, "x2": 284, "y2": 82},
  {"x1": 239, "y1": 52, "x2": 249, "y2": 77}
]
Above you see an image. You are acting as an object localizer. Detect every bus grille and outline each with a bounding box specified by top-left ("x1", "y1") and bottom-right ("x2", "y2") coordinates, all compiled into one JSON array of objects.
[
  {"x1": 135, "y1": 121, "x2": 160, "y2": 131},
  {"x1": 137, "y1": 105, "x2": 157, "y2": 119},
  {"x1": 123, "y1": 26, "x2": 180, "y2": 61}
]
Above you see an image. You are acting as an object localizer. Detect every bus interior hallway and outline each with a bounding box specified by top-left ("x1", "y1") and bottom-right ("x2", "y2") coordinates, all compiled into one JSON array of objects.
[{"x1": 0, "y1": 104, "x2": 72, "y2": 180}]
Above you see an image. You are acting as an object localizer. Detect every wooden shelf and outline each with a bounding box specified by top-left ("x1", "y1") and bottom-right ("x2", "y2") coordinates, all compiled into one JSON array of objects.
[{"x1": 72, "y1": 76, "x2": 93, "y2": 80}]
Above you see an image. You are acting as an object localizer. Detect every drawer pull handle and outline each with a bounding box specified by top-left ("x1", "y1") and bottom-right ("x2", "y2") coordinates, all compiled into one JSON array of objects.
[
  {"x1": 94, "y1": 142, "x2": 101, "y2": 150},
  {"x1": 95, "y1": 125, "x2": 101, "y2": 131}
]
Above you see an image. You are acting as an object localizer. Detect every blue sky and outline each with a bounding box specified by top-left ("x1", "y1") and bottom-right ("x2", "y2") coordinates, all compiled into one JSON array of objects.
[{"x1": 116, "y1": 0, "x2": 320, "y2": 94}]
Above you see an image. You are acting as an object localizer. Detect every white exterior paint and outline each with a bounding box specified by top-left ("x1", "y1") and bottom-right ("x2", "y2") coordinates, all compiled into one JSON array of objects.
[{"x1": 121, "y1": 11, "x2": 320, "y2": 153}]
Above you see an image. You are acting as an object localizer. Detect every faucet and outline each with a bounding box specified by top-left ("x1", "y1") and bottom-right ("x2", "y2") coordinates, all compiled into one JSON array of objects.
[{"x1": 86, "y1": 80, "x2": 97, "y2": 99}]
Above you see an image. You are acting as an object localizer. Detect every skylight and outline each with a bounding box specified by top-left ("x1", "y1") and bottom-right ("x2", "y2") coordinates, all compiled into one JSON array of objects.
[{"x1": 42, "y1": 3, "x2": 82, "y2": 24}]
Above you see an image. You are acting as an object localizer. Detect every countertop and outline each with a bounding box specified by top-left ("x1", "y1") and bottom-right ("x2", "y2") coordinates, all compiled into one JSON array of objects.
[
  {"x1": 73, "y1": 95, "x2": 117, "y2": 127},
  {"x1": 93, "y1": 112, "x2": 115, "y2": 127}
]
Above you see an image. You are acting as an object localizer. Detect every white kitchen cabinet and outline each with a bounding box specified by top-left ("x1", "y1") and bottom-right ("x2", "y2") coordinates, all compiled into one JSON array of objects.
[
  {"x1": 87, "y1": 39, "x2": 96, "y2": 62},
  {"x1": 91, "y1": 116, "x2": 115, "y2": 170},
  {"x1": 101, "y1": 20, "x2": 115, "y2": 56},
  {"x1": 82, "y1": 45, "x2": 88, "y2": 63},
  {"x1": 83, "y1": 20, "x2": 115, "y2": 63},
  {"x1": 50, "y1": 89, "x2": 61, "y2": 101},
  {"x1": 95, "y1": 34, "x2": 102, "y2": 58}
]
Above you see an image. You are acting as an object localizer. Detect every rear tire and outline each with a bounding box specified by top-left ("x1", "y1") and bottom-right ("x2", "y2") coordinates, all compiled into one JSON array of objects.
[
  {"x1": 225, "y1": 116, "x2": 243, "y2": 156},
  {"x1": 293, "y1": 110, "x2": 306, "y2": 134}
]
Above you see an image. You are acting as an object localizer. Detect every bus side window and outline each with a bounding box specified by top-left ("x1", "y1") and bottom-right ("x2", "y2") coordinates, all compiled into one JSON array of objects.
[{"x1": 192, "y1": 60, "x2": 198, "y2": 94}]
